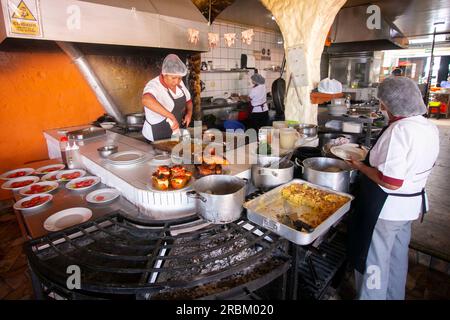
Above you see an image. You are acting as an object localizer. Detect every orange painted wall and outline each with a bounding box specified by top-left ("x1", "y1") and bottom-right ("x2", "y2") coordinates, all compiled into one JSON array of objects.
[{"x1": 0, "y1": 42, "x2": 104, "y2": 199}]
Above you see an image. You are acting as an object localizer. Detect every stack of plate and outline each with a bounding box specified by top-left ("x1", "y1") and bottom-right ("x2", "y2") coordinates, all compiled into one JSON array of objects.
[{"x1": 106, "y1": 150, "x2": 147, "y2": 166}]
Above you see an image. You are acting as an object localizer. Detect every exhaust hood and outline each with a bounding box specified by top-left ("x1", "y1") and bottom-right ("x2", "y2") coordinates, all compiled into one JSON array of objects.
[
  {"x1": 0, "y1": 0, "x2": 209, "y2": 51},
  {"x1": 328, "y1": 5, "x2": 409, "y2": 53}
]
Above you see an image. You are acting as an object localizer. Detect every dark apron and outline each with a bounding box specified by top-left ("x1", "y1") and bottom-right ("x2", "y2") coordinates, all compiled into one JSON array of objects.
[
  {"x1": 147, "y1": 87, "x2": 186, "y2": 141},
  {"x1": 347, "y1": 126, "x2": 429, "y2": 273}
]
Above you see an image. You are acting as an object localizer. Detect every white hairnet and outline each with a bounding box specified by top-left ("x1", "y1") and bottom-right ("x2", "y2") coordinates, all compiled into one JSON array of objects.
[
  {"x1": 318, "y1": 78, "x2": 342, "y2": 94},
  {"x1": 377, "y1": 76, "x2": 427, "y2": 117},
  {"x1": 161, "y1": 54, "x2": 188, "y2": 76},
  {"x1": 251, "y1": 73, "x2": 265, "y2": 85}
]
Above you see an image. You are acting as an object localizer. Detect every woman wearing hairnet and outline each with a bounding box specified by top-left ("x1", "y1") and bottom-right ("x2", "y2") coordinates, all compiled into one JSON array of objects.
[
  {"x1": 248, "y1": 73, "x2": 269, "y2": 131},
  {"x1": 346, "y1": 76, "x2": 440, "y2": 300},
  {"x1": 141, "y1": 54, "x2": 192, "y2": 141}
]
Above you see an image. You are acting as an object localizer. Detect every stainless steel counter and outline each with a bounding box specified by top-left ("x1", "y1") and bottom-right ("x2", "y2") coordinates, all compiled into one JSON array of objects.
[{"x1": 43, "y1": 125, "x2": 253, "y2": 219}]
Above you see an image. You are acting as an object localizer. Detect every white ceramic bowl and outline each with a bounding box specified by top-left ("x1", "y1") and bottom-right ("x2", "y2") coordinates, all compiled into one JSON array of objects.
[{"x1": 100, "y1": 122, "x2": 116, "y2": 129}]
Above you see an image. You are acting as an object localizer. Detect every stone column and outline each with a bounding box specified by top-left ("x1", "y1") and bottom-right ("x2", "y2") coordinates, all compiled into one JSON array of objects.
[{"x1": 260, "y1": 0, "x2": 346, "y2": 124}]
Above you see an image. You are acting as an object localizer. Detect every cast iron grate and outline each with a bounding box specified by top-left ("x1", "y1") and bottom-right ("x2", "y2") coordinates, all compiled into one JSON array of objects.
[{"x1": 25, "y1": 210, "x2": 290, "y2": 300}]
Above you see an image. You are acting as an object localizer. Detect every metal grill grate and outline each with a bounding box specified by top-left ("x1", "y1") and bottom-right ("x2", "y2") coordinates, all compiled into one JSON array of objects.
[{"x1": 25, "y1": 211, "x2": 290, "y2": 300}]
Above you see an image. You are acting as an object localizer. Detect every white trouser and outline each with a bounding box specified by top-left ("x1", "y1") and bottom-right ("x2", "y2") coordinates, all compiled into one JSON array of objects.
[{"x1": 355, "y1": 218, "x2": 412, "y2": 300}]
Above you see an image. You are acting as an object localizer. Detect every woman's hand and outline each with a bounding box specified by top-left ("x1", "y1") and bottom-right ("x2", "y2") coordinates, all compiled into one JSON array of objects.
[
  {"x1": 168, "y1": 115, "x2": 180, "y2": 131},
  {"x1": 345, "y1": 158, "x2": 364, "y2": 170},
  {"x1": 182, "y1": 112, "x2": 192, "y2": 128}
]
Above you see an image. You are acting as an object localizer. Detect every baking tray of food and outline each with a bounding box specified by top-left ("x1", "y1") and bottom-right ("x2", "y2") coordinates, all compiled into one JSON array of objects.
[{"x1": 244, "y1": 179, "x2": 354, "y2": 245}]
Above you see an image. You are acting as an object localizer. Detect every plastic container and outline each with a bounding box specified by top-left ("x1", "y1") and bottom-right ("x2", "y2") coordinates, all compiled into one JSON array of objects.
[{"x1": 342, "y1": 122, "x2": 362, "y2": 133}]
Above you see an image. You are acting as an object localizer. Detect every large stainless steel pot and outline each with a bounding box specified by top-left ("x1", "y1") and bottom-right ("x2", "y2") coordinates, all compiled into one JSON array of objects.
[
  {"x1": 295, "y1": 124, "x2": 318, "y2": 138},
  {"x1": 187, "y1": 175, "x2": 246, "y2": 224},
  {"x1": 126, "y1": 113, "x2": 145, "y2": 125},
  {"x1": 251, "y1": 161, "x2": 294, "y2": 190},
  {"x1": 296, "y1": 157, "x2": 352, "y2": 192}
]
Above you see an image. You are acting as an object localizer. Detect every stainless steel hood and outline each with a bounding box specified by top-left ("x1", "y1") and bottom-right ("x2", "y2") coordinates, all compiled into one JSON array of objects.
[
  {"x1": 0, "y1": 0, "x2": 209, "y2": 51},
  {"x1": 328, "y1": 5, "x2": 409, "y2": 53}
]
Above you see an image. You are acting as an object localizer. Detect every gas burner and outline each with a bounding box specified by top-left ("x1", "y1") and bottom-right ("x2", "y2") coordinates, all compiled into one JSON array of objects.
[{"x1": 25, "y1": 211, "x2": 290, "y2": 300}]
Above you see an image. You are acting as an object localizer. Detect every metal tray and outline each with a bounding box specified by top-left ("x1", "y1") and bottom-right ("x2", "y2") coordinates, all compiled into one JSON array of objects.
[
  {"x1": 68, "y1": 127, "x2": 106, "y2": 140},
  {"x1": 244, "y1": 179, "x2": 354, "y2": 246}
]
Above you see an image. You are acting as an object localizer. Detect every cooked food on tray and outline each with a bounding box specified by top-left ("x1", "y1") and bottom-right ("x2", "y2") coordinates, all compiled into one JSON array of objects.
[
  {"x1": 69, "y1": 179, "x2": 96, "y2": 189},
  {"x1": 7, "y1": 171, "x2": 28, "y2": 179},
  {"x1": 280, "y1": 183, "x2": 350, "y2": 228},
  {"x1": 151, "y1": 165, "x2": 192, "y2": 191}
]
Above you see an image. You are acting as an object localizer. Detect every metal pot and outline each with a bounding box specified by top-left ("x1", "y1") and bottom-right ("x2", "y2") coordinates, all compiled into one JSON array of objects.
[
  {"x1": 295, "y1": 124, "x2": 318, "y2": 138},
  {"x1": 296, "y1": 157, "x2": 352, "y2": 192},
  {"x1": 251, "y1": 160, "x2": 294, "y2": 190},
  {"x1": 126, "y1": 113, "x2": 145, "y2": 125},
  {"x1": 187, "y1": 175, "x2": 247, "y2": 224}
]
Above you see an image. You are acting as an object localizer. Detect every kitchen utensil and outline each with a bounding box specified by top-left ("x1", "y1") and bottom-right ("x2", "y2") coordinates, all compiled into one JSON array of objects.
[
  {"x1": 66, "y1": 176, "x2": 101, "y2": 191},
  {"x1": 283, "y1": 200, "x2": 315, "y2": 233},
  {"x1": 44, "y1": 207, "x2": 92, "y2": 232},
  {"x1": 296, "y1": 157, "x2": 352, "y2": 192},
  {"x1": 126, "y1": 113, "x2": 145, "y2": 125},
  {"x1": 34, "y1": 164, "x2": 65, "y2": 175},
  {"x1": 19, "y1": 181, "x2": 59, "y2": 196},
  {"x1": 56, "y1": 169, "x2": 86, "y2": 182},
  {"x1": 294, "y1": 124, "x2": 318, "y2": 138},
  {"x1": 330, "y1": 144, "x2": 368, "y2": 162},
  {"x1": 97, "y1": 145, "x2": 118, "y2": 158},
  {"x1": 318, "y1": 132, "x2": 358, "y2": 147},
  {"x1": 106, "y1": 150, "x2": 146, "y2": 166},
  {"x1": 0, "y1": 168, "x2": 35, "y2": 180},
  {"x1": 187, "y1": 175, "x2": 246, "y2": 224},
  {"x1": 99, "y1": 122, "x2": 116, "y2": 129},
  {"x1": 279, "y1": 127, "x2": 300, "y2": 150},
  {"x1": 13, "y1": 193, "x2": 53, "y2": 211},
  {"x1": 244, "y1": 179, "x2": 354, "y2": 245},
  {"x1": 1, "y1": 176, "x2": 40, "y2": 190},
  {"x1": 86, "y1": 188, "x2": 120, "y2": 204},
  {"x1": 252, "y1": 160, "x2": 295, "y2": 190}
]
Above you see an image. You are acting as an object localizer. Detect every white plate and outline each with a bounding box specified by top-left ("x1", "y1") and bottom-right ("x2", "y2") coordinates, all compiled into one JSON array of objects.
[
  {"x1": 107, "y1": 151, "x2": 146, "y2": 165},
  {"x1": 19, "y1": 181, "x2": 59, "y2": 196},
  {"x1": 330, "y1": 144, "x2": 368, "y2": 161},
  {"x1": 1, "y1": 176, "x2": 40, "y2": 190},
  {"x1": 0, "y1": 168, "x2": 35, "y2": 180},
  {"x1": 13, "y1": 193, "x2": 53, "y2": 211},
  {"x1": 34, "y1": 164, "x2": 65, "y2": 175},
  {"x1": 66, "y1": 176, "x2": 100, "y2": 191},
  {"x1": 41, "y1": 172, "x2": 63, "y2": 182},
  {"x1": 86, "y1": 188, "x2": 120, "y2": 204},
  {"x1": 44, "y1": 207, "x2": 92, "y2": 232},
  {"x1": 56, "y1": 169, "x2": 87, "y2": 182}
]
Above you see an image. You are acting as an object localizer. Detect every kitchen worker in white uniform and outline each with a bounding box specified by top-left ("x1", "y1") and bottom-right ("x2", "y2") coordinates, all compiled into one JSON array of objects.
[
  {"x1": 141, "y1": 54, "x2": 193, "y2": 142},
  {"x1": 248, "y1": 73, "x2": 269, "y2": 132},
  {"x1": 347, "y1": 76, "x2": 440, "y2": 300}
]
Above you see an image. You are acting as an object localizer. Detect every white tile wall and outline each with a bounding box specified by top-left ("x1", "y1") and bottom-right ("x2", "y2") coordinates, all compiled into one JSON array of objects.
[{"x1": 200, "y1": 20, "x2": 284, "y2": 99}]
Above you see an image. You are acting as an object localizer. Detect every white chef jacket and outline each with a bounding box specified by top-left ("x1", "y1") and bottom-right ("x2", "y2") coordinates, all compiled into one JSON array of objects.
[
  {"x1": 249, "y1": 84, "x2": 268, "y2": 113},
  {"x1": 369, "y1": 115, "x2": 439, "y2": 221},
  {"x1": 142, "y1": 75, "x2": 191, "y2": 141}
]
